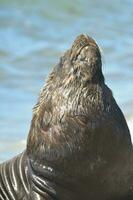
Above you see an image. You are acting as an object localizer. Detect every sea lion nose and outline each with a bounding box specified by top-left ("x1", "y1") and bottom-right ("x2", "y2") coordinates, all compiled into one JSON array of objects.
[
  {"x1": 70, "y1": 34, "x2": 98, "y2": 61},
  {"x1": 72, "y1": 34, "x2": 97, "y2": 49}
]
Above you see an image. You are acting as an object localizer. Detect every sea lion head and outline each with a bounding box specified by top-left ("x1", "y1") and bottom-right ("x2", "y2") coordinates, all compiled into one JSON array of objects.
[
  {"x1": 59, "y1": 34, "x2": 104, "y2": 84},
  {"x1": 70, "y1": 34, "x2": 103, "y2": 82},
  {"x1": 27, "y1": 34, "x2": 105, "y2": 163}
]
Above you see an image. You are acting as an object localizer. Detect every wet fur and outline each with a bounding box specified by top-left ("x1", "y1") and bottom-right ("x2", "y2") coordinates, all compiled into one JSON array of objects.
[
  {"x1": 1, "y1": 34, "x2": 132, "y2": 200},
  {"x1": 27, "y1": 35, "x2": 131, "y2": 167}
]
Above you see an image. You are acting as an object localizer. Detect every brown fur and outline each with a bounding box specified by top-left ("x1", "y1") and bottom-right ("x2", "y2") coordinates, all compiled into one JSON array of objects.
[{"x1": 26, "y1": 34, "x2": 133, "y2": 199}]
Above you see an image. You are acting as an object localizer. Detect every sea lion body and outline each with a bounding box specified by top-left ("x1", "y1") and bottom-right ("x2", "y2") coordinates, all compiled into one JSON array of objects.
[{"x1": 0, "y1": 34, "x2": 133, "y2": 200}]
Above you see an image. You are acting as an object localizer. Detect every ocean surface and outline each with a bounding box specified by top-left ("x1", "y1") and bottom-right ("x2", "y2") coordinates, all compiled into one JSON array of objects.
[{"x1": 0, "y1": 0, "x2": 133, "y2": 162}]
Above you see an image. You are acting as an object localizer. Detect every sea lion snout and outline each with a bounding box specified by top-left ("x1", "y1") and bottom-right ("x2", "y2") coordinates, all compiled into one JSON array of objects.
[
  {"x1": 71, "y1": 34, "x2": 97, "y2": 50},
  {"x1": 70, "y1": 34, "x2": 100, "y2": 60},
  {"x1": 68, "y1": 34, "x2": 103, "y2": 83},
  {"x1": 55, "y1": 34, "x2": 104, "y2": 86}
]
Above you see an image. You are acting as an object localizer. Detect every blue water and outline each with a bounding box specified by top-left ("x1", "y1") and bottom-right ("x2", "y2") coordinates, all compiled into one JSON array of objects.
[{"x1": 0, "y1": 0, "x2": 133, "y2": 162}]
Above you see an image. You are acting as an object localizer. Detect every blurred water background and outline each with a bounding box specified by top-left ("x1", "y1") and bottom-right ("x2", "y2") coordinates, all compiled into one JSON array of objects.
[{"x1": 0, "y1": 0, "x2": 133, "y2": 162}]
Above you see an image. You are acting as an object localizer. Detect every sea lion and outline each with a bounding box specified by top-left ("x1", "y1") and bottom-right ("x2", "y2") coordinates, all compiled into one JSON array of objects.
[{"x1": 0, "y1": 34, "x2": 133, "y2": 200}]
